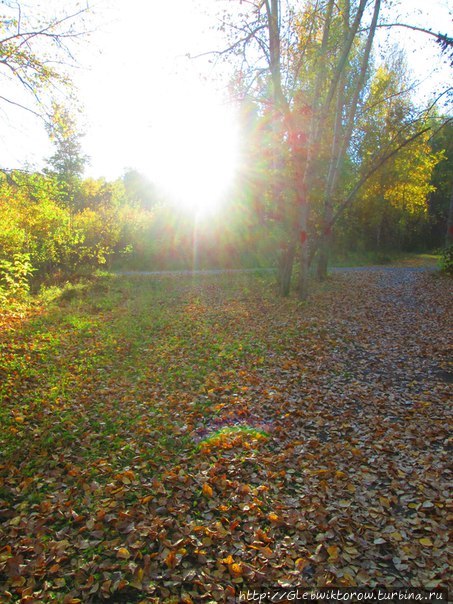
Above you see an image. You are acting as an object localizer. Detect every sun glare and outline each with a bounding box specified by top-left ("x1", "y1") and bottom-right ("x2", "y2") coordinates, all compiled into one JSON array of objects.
[{"x1": 144, "y1": 87, "x2": 239, "y2": 216}]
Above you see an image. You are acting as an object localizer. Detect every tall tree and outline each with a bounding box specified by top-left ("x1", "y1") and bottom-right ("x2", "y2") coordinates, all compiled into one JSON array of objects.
[
  {"x1": 212, "y1": 0, "x2": 379, "y2": 297},
  {"x1": 46, "y1": 103, "x2": 88, "y2": 210},
  {"x1": 211, "y1": 0, "x2": 450, "y2": 295},
  {"x1": 315, "y1": 0, "x2": 381, "y2": 279}
]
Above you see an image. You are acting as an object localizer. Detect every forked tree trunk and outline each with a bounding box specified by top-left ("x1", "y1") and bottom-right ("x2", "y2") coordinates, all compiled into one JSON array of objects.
[{"x1": 316, "y1": 0, "x2": 381, "y2": 281}]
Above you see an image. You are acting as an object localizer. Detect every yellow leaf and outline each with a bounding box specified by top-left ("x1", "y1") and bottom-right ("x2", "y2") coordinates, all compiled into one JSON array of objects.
[
  {"x1": 419, "y1": 537, "x2": 433, "y2": 547},
  {"x1": 390, "y1": 532, "x2": 403, "y2": 542},
  {"x1": 256, "y1": 528, "x2": 272, "y2": 543},
  {"x1": 221, "y1": 554, "x2": 234, "y2": 565},
  {"x1": 268, "y1": 512, "x2": 279, "y2": 524},
  {"x1": 338, "y1": 499, "x2": 351, "y2": 507}
]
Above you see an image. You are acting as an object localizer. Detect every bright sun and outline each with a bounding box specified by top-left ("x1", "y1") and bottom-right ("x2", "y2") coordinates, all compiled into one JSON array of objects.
[{"x1": 145, "y1": 85, "x2": 239, "y2": 216}]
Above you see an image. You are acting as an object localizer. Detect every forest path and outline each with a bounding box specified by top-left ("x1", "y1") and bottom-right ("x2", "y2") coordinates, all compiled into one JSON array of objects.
[
  {"x1": 115, "y1": 264, "x2": 437, "y2": 277},
  {"x1": 326, "y1": 266, "x2": 449, "y2": 389},
  {"x1": 182, "y1": 265, "x2": 452, "y2": 590},
  {"x1": 264, "y1": 266, "x2": 451, "y2": 428},
  {"x1": 236, "y1": 266, "x2": 452, "y2": 587}
]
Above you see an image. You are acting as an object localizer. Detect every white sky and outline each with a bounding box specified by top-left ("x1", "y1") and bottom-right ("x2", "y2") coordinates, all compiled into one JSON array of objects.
[{"x1": 0, "y1": 0, "x2": 451, "y2": 182}]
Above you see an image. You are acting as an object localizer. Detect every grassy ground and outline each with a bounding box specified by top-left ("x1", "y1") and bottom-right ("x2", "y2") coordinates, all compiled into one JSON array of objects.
[{"x1": 0, "y1": 269, "x2": 450, "y2": 602}]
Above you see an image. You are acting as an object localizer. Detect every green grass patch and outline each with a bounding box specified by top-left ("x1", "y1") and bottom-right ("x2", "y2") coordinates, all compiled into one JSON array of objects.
[{"x1": 0, "y1": 272, "x2": 281, "y2": 478}]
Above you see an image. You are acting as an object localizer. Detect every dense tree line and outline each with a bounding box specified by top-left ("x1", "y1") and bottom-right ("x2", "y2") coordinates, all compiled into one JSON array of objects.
[
  {"x1": 1, "y1": 105, "x2": 450, "y2": 303},
  {"x1": 0, "y1": 0, "x2": 452, "y2": 303},
  {"x1": 212, "y1": 0, "x2": 452, "y2": 296}
]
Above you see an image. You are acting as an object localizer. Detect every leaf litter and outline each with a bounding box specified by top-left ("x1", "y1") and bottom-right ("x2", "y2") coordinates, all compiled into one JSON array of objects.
[{"x1": 0, "y1": 269, "x2": 451, "y2": 602}]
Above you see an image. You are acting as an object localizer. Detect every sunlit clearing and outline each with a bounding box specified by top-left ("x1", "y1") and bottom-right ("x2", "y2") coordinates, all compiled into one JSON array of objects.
[{"x1": 146, "y1": 87, "x2": 239, "y2": 216}]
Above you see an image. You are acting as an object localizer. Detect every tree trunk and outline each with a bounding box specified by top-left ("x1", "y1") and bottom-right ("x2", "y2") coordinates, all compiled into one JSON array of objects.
[
  {"x1": 376, "y1": 218, "x2": 382, "y2": 250},
  {"x1": 298, "y1": 241, "x2": 310, "y2": 299},
  {"x1": 317, "y1": 205, "x2": 334, "y2": 280},
  {"x1": 317, "y1": 232, "x2": 331, "y2": 280},
  {"x1": 317, "y1": 0, "x2": 381, "y2": 281},
  {"x1": 278, "y1": 242, "x2": 295, "y2": 297},
  {"x1": 446, "y1": 183, "x2": 453, "y2": 246},
  {"x1": 297, "y1": 198, "x2": 310, "y2": 299}
]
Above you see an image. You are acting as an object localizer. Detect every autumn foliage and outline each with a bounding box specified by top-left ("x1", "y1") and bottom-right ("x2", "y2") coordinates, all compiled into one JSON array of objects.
[{"x1": 0, "y1": 269, "x2": 451, "y2": 601}]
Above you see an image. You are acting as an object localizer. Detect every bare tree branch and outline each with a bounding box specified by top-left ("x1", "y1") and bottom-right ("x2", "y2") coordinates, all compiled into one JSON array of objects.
[
  {"x1": 0, "y1": 2, "x2": 91, "y2": 122},
  {"x1": 188, "y1": 24, "x2": 267, "y2": 59},
  {"x1": 0, "y1": 94, "x2": 42, "y2": 119},
  {"x1": 377, "y1": 22, "x2": 452, "y2": 45}
]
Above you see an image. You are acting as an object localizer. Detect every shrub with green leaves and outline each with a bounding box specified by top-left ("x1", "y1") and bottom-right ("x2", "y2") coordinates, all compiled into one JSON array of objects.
[
  {"x1": 439, "y1": 245, "x2": 453, "y2": 275},
  {"x1": 0, "y1": 253, "x2": 35, "y2": 303}
]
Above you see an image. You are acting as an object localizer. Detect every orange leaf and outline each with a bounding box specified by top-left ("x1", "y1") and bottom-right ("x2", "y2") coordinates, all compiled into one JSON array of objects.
[
  {"x1": 202, "y1": 483, "x2": 213, "y2": 498},
  {"x1": 229, "y1": 562, "x2": 243, "y2": 577},
  {"x1": 49, "y1": 563, "x2": 61, "y2": 573},
  {"x1": 165, "y1": 550, "x2": 177, "y2": 568},
  {"x1": 295, "y1": 557, "x2": 310, "y2": 571},
  {"x1": 256, "y1": 529, "x2": 272, "y2": 543},
  {"x1": 258, "y1": 546, "x2": 274, "y2": 559},
  {"x1": 268, "y1": 512, "x2": 280, "y2": 524},
  {"x1": 327, "y1": 545, "x2": 339, "y2": 560},
  {"x1": 116, "y1": 547, "x2": 131, "y2": 560}
]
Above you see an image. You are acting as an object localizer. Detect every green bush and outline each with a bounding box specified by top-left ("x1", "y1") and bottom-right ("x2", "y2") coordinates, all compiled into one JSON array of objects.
[
  {"x1": 439, "y1": 245, "x2": 453, "y2": 275},
  {"x1": 0, "y1": 252, "x2": 35, "y2": 303}
]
